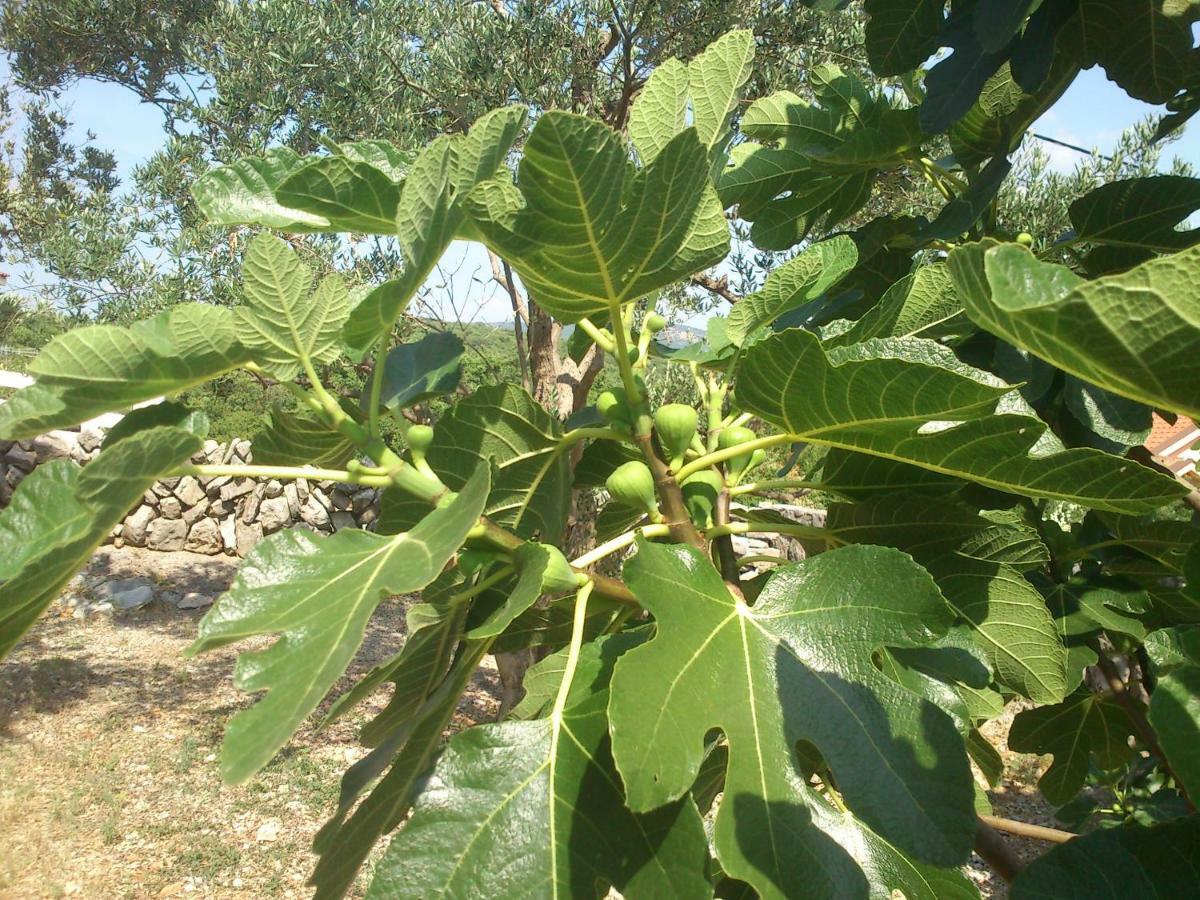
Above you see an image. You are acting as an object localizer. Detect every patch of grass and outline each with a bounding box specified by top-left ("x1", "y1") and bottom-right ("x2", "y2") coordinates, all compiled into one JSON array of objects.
[{"x1": 171, "y1": 832, "x2": 242, "y2": 882}]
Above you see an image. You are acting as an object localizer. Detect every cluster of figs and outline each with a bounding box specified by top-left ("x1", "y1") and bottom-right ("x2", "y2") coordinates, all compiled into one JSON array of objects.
[{"x1": 599, "y1": 384, "x2": 765, "y2": 529}]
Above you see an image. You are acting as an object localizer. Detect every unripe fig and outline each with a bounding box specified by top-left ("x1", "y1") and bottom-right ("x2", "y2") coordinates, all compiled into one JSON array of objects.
[
  {"x1": 597, "y1": 389, "x2": 630, "y2": 423},
  {"x1": 606, "y1": 460, "x2": 661, "y2": 521},
  {"x1": 406, "y1": 424, "x2": 434, "y2": 455},
  {"x1": 1016, "y1": 232, "x2": 1034, "y2": 246},
  {"x1": 654, "y1": 403, "x2": 698, "y2": 471},
  {"x1": 539, "y1": 545, "x2": 587, "y2": 593},
  {"x1": 718, "y1": 425, "x2": 757, "y2": 483},
  {"x1": 747, "y1": 448, "x2": 767, "y2": 473},
  {"x1": 644, "y1": 312, "x2": 667, "y2": 333},
  {"x1": 681, "y1": 470, "x2": 723, "y2": 529}
]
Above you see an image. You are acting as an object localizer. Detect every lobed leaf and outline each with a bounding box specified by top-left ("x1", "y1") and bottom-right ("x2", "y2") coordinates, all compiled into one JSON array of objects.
[
  {"x1": 187, "y1": 466, "x2": 489, "y2": 783},
  {"x1": 736, "y1": 328, "x2": 1184, "y2": 513},
  {"x1": 951, "y1": 241, "x2": 1200, "y2": 420},
  {"x1": 0, "y1": 304, "x2": 251, "y2": 440},
  {"x1": 608, "y1": 539, "x2": 975, "y2": 898}
]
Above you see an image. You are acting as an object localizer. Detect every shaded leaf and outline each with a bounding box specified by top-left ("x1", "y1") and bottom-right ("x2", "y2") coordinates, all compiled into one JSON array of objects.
[
  {"x1": 1011, "y1": 817, "x2": 1200, "y2": 898},
  {"x1": 951, "y1": 239, "x2": 1200, "y2": 420},
  {"x1": 377, "y1": 384, "x2": 572, "y2": 543},
  {"x1": 371, "y1": 331, "x2": 464, "y2": 411},
  {"x1": 1008, "y1": 690, "x2": 1134, "y2": 806},
  {"x1": 1148, "y1": 665, "x2": 1200, "y2": 799}
]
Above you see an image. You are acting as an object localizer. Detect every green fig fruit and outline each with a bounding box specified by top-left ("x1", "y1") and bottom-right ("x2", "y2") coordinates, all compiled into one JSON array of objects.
[
  {"x1": 681, "y1": 470, "x2": 722, "y2": 529},
  {"x1": 406, "y1": 424, "x2": 434, "y2": 455},
  {"x1": 654, "y1": 403, "x2": 698, "y2": 471},
  {"x1": 718, "y1": 425, "x2": 757, "y2": 483},
  {"x1": 1016, "y1": 232, "x2": 1034, "y2": 246},
  {"x1": 606, "y1": 460, "x2": 661, "y2": 521},
  {"x1": 596, "y1": 389, "x2": 630, "y2": 423},
  {"x1": 644, "y1": 312, "x2": 667, "y2": 333},
  {"x1": 538, "y1": 545, "x2": 586, "y2": 593}
]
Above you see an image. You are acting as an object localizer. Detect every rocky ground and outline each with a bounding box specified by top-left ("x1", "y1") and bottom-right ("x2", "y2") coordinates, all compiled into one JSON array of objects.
[{"x1": 1, "y1": 545, "x2": 1060, "y2": 898}]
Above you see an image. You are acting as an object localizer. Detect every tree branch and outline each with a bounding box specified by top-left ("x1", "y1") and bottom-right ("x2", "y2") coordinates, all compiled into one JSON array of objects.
[
  {"x1": 691, "y1": 272, "x2": 738, "y2": 304},
  {"x1": 1094, "y1": 651, "x2": 1196, "y2": 811},
  {"x1": 979, "y1": 815, "x2": 1075, "y2": 844},
  {"x1": 974, "y1": 818, "x2": 1025, "y2": 883}
]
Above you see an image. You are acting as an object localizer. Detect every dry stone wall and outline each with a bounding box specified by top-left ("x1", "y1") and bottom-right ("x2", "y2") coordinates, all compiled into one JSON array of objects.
[{"x1": 1, "y1": 431, "x2": 382, "y2": 558}]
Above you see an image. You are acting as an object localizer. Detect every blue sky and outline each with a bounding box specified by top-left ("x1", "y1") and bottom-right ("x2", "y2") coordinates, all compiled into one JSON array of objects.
[{"x1": 3, "y1": 57, "x2": 1198, "y2": 322}]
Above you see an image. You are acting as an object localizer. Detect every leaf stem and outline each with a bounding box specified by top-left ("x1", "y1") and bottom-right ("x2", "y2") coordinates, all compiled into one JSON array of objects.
[
  {"x1": 705, "y1": 520, "x2": 832, "y2": 543},
  {"x1": 576, "y1": 317, "x2": 616, "y2": 353},
  {"x1": 676, "y1": 432, "x2": 797, "y2": 481},
  {"x1": 570, "y1": 523, "x2": 671, "y2": 569},
  {"x1": 728, "y1": 478, "x2": 825, "y2": 497},
  {"x1": 550, "y1": 579, "x2": 595, "y2": 724},
  {"x1": 449, "y1": 565, "x2": 517, "y2": 606},
  {"x1": 366, "y1": 336, "x2": 388, "y2": 441}
]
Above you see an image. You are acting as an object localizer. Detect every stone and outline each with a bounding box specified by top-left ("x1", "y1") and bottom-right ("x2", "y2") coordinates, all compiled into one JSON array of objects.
[
  {"x1": 241, "y1": 483, "x2": 264, "y2": 522},
  {"x1": 147, "y1": 517, "x2": 187, "y2": 551},
  {"x1": 97, "y1": 578, "x2": 155, "y2": 610},
  {"x1": 331, "y1": 511, "x2": 357, "y2": 532},
  {"x1": 0, "y1": 466, "x2": 11, "y2": 506},
  {"x1": 159, "y1": 591, "x2": 183, "y2": 607},
  {"x1": 173, "y1": 476, "x2": 206, "y2": 507},
  {"x1": 284, "y1": 483, "x2": 301, "y2": 517},
  {"x1": 331, "y1": 488, "x2": 353, "y2": 512},
  {"x1": 220, "y1": 479, "x2": 255, "y2": 502},
  {"x1": 208, "y1": 498, "x2": 230, "y2": 517},
  {"x1": 185, "y1": 518, "x2": 222, "y2": 555},
  {"x1": 77, "y1": 428, "x2": 104, "y2": 452},
  {"x1": 299, "y1": 495, "x2": 330, "y2": 529},
  {"x1": 295, "y1": 478, "x2": 310, "y2": 502},
  {"x1": 312, "y1": 489, "x2": 334, "y2": 513},
  {"x1": 181, "y1": 498, "x2": 209, "y2": 525},
  {"x1": 236, "y1": 520, "x2": 263, "y2": 557},
  {"x1": 86, "y1": 601, "x2": 115, "y2": 618},
  {"x1": 264, "y1": 479, "x2": 284, "y2": 498},
  {"x1": 152, "y1": 482, "x2": 174, "y2": 499},
  {"x1": 70, "y1": 442, "x2": 92, "y2": 463},
  {"x1": 357, "y1": 505, "x2": 377, "y2": 528},
  {"x1": 351, "y1": 489, "x2": 377, "y2": 516},
  {"x1": 159, "y1": 496, "x2": 183, "y2": 519},
  {"x1": 178, "y1": 592, "x2": 214, "y2": 610},
  {"x1": 143, "y1": 489, "x2": 160, "y2": 506},
  {"x1": 233, "y1": 438, "x2": 252, "y2": 461},
  {"x1": 159, "y1": 475, "x2": 181, "y2": 490},
  {"x1": 31, "y1": 431, "x2": 75, "y2": 463},
  {"x1": 219, "y1": 517, "x2": 237, "y2": 552},
  {"x1": 258, "y1": 496, "x2": 291, "y2": 533},
  {"x1": 203, "y1": 474, "x2": 231, "y2": 497},
  {"x1": 3, "y1": 444, "x2": 36, "y2": 470},
  {"x1": 121, "y1": 506, "x2": 157, "y2": 547},
  {"x1": 6, "y1": 466, "x2": 26, "y2": 489},
  {"x1": 202, "y1": 439, "x2": 220, "y2": 459}
]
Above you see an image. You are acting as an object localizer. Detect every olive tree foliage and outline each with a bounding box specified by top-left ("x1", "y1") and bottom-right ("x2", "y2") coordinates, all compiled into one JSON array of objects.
[
  {"x1": 0, "y1": 0, "x2": 863, "y2": 419},
  {"x1": 5, "y1": 5, "x2": 1200, "y2": 900}
]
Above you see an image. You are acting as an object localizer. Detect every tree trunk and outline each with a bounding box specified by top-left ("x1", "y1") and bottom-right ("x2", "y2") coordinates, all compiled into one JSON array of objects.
[{"x1": 492, "y1": 265, "x2": 604, "y2": 717}]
